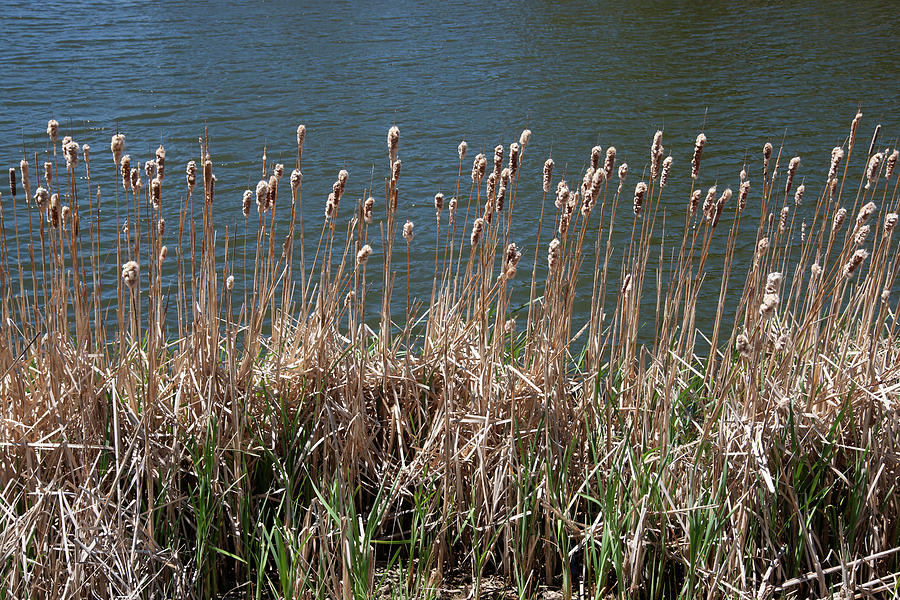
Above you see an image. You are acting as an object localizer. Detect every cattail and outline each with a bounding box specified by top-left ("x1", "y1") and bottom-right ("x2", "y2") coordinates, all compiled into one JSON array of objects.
[
  {"x1": 145, "y1": 159, "x2": 156, "y2": 180},
  {"x1": 794, "y1": 183, "x2": 805, "y2": 206},
  {"x1": 186, "y1": 160, "x2": 197, "y2": 190},
  {"x1": 738, "y1": 180, "x2": 750, "y2": 212},
  {"x1": 458, "y1": 140, "x2": 467, "y2": 161},
  {"x1": 884, "y1": 212, "x2": 898, "y2": 234},
  {"x1": 810, "y1": 263, "x2": 822, "y2": 278},
  {"x1": 500, "y1": 167, "x2": 511, "y2": 188},
  {"x1": 759, "y1": 292, "x2": 779, "y2": 319},
  {"x1": 542, "y1": 158, "x2": 554, "y2": 193},
  {"x1": 504, "y1": 318, "x2": 516, "y2": 334},
  {"x1": 448, "y1": 197, "x2": 457, "y2": 223},
  {"x1": 555, "y1": 180, "x2": 570, "y2": 209},
  {"x1": 132, "y1": 167, "x2": 141, "y2": 192},
  {"x1": 691, "y1": 133, "x2": 706, "y2": 179},
  {"x1": 266, "y1": 175, "x2": 277, "y2": 210},
  {"x1": 155, "y1": 146, "x2": 166, "y2": 181},
  {"x1": 49, "y1": 193, "x2": 60, "y2": 228},
  {"x1": 356, "y1": 243, "x2": 372, "y2": 266},
  {"x1": 202, "y1": 157, "x2": 212, "y2": 192},
  {"x1": 827, "y1": 146, "x2": 844, "y2": 182},
  {"x1": 854, "y1": 224, "x2": 870, "y2": 246},
  {"x1": 62, "y1": 135, "x2": 72, "y2": 148},
  {"x1": 519, "y1": 129, "x2": 531, "y2": 147},
  {"x1": 689, "y1": 189, "x2": 702, "y2": 216},
  {"x1": 470, "y1": 217, "x2": 484, "y2": 246},
  {"x1": 735, "y1": 332, "x2": 751, "y2": 357},
  {"x1": 64, "y1": 140, "x2": 79, "y2": 169},
  {"x1": 779, "y1": 205, "x2": 790, "y2": 233},
  {"x1": 581, "y1": 191, "x2": 594, "y2": 217},
  {"x1": 110, "y1": 133, "x2": 125, "y2": 166},
  {"x1": 581, "y1": 167, "x2": 595, "y2": 197},
  {"x1": 504, "y1": 242, "x2": 522, "y2": 278},
  {"x1": 633, "y1": 181, "x2": 647, "y2": 216},
  {"x1": 756, "y1": 238, "x2": 769, "y2": 264},
  {"x1": 849, "y1": 110, "x2": 862, "y2": 151},
  {"x1": 388, "y1": 125, "x2": 400, "y2": 163},
  {"x1": 882, "y1": 289, "x2": 891, "y2": 304},
  {"x1": 471, "y1": 153, "x2": 486, "y2": 183},
  {"x1": 621, "y1": 273, "x2": 633, "y2": 297},
  {"x1": 434, "y1": 191, "x2": 444, "y2": 217},
  {"x1": 842, "y1": 248, "x2": 868, "y2": 278},
  {"x1": 255, "y1": 180, "x2": 269, "y2": 213},
  {"x1": 44, "y1": 162, "x2": 52, "y2": 186},
  {"x1": 659, "y1": 156, "x2": 673, "y2": 187},
  {"x1": 290, "y1": 169, "x2": 302, "y2": 196},
  {"x1": 548, "y1": 238, "x2": 561, "y2": 272},
  {"x1": 403, "y1": 220, "x2": 414, "y2": 243},
  {"x1": 828, "y1": 177, "x2": 838, "y2": 200},
  {"x1": 33, "y1": 187, "x2": 49, "y2": 212},
  {"x1": 740, "y1": 168, "x2": 747, "y2": 182},
  {"x1": 273, "y1": 163, "x2": 284, "y2": 180},
  {"x1": 865, "y1": 152, "x2": 883, "y2": 190},
  {"x1": 650, "y1": 130, "x2": 663, "y2": 180},
  {"x1": 617, "y1": 163, "x2": 628, "y2": 194},
  {"x1": 391, "y1": 159, "x2": 401, "y2": 183},
  {"x1": 20, "y1": 160, "x2": 30, "y2": 200},
  {"x1": 713, "y1": 188, "x2": 732, "y2": 227},
  {"x1": 508, "y1": 142, "x2": 520, "y2": 177},
  {"x1": 121, "y1": 155, "x2": 132, "y2": 191},
  {"x1": 150, "y1": 178, "x2": 161, "y2": 210},
  {"x1": 801, "y1": 221, "x2": 806, "y2": 242},
  {"x1": 8, "y1": 168, "x2": 16, "y2": 198},
  {"x1": 363, "y1": 196, "x2": 375, "y2": 224},
  {"x1": 833, "y1": 207, "x2": 847, "y2": 233},
  {"x1": 492, "y1": 144, "x2": 504, "y2": 177},
  {"x1": 702, "y1": 185, "x2": 717, "y2": 222},
  {"x1": 486, "y1": 171, "x2": 497, "y2": 203},
  {"x1": 603, "y1": 146, "x2": 616, "y2": 178},
  {"x1": 122, "y1": 260, "x2": 139, "y2": 289},
  {"x1": 590, "y1": 145, "x2": 602, "y2": 170},
  {"x1": 763, "y1": 143, "x2": 773, "y2": 174},
  {"x1": 159, "y1": 245, "x2": 168, "y2": 263},
  {"x1": 325, "y1": 194, "x2": 336, "y2": 219},
  {"x1": 856, "y1": 201, "x2": 876, "y2": 227},
  {"x1": 868, "y1": 124, "x2": 881, "y2": 158},
  {"x1": 496, "y1": 184, "x2": 508, "y2": 212},
  {"x1": 47, "y1": 119, "x2": 59, "y2": 143},
  {"x1": 784, "y1": 156, "x2": 800, "y2": 195},
  {"x1": 589, "y1": 168, "x2": 606, "y2": 200},
  {"x1": 61, "y1": 205, "x2": 70, "y2": 226},
  {"x1": 296, "y1": 124, "x2": 306, "y2": 158},
  {"x1": 242, "y1": 190, "x2": 252, "y2": 217},
  {"x1": 884, "y1": 149, "x2": 898, "y2": 181},
  {"x1": 558, "y1": 211, "x2": 570, "y2": 237}
]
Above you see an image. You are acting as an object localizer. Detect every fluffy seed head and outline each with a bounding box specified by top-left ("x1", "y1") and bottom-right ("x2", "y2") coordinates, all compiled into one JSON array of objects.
[
  {"x1": 735, "y1": 332, "x2": 751, "y2": 357},
  {"x1": 779, "y1": 206, "x2": 790, "y2": 233},
  {"x1": 843, "y1": 248, "x2": 868, "y2": 278},
  {"x1": 155, "y1": 146, "x2": 166, "y2": 180},
  {"x1": 849, "y1": 110, "x2": 862, "y2": 149},
  {"x1": 290, "y1": 169, "x2": 302, "y2": 195},
  {"x1": 856, "y1": 201, "x2": 876, "y2": 227},
  {"x1": 157, "y1": 218, "x2": 165, "y2": 238},
  {"x1": 388, "y1": 125, "x2": 400, "y2": 162},
  {"x1": 110, "y1": 133, "x2": 125, "y2": 166},
  {"x1": 763, "y1": 142, "x2": 773, "y2": 171},
  {"x1": 120, "y1": 155, "x2": 132, "y2": 191},
  {"x1": 555, "y1": 180, "x2": 570, "y2": 209},
  {"x1": 650, "y1": 130, "x2": 664, "y2": 180},
  {"x1": 828, "y1": 177, "x2": 838, "y2": 199},
  {"x1": 226, "y1": 274, "x2": 234, "y2": 290},
  {"x1": 64, "y1": 140, "x2": 79, "y2": 169},
  {"x1": 150, "y1": 178, "x2": 161, "y2": 210},
  {"x1": 356, "y1": 244, "x2": 372, "y2": 266},
  {"x1": 242, "y1": 190, "x2": 252, "y2": 217},
  {"x1": 458, "y1": 140, "x2": 467, "y2": 161},
  {"x1": 691, "y1": 133, "x2": 706, "y2": 179},
  {"x1": 828, "y1": 146, "x2": 844, "y2": 182},
  {"x1": 122, "y1": 260, "x2": 139, "y2": 289},
  {"x1": 884, "y1": 212, "x2": 898, "y2": 234},
  {"x1": 548, "y1": 238, "x2": 561, "y2": 272},
  {"x1": 738, "y1": 180, "x2": 750, "y2": 212},
  {"x1": 403, "y1": 220, "x2": 414, "y2": 243},
  {"x1": 689, "y1": 189, "x2": 702, "y2": 216},
  {"x1": 507, "y1": 143, "x2": 520, "y2": 177},
  {"x1": 186, "y1": 160, "x2": 197, "y2": 189},
  {"x1": 865, "y1": 152, "x2": 883, "y2": 190},
  {"x1": 391, "y1": 159, "x2": 401, "y2": 183},
  {"x1": 44, "y1": 162, "x2": 52, "y2": 186},
  {"x1": 703, "y1": 185, "x2": 717, "y2": 222},
  {"x1": 33, "y1": 186, "x2": 49, "y2": 211},
  {"x1": 471, "y1": 153, "x2": 486, "y2": 183},
  {"x1": 784, "y1": 156, "x2": 800, "y2": 195},
  {"x1": 854, "y1": 224, "x2": 870, "y2": 246},
  {"x1": 885, "y1": 150, "x2": 899, "y2": 181},
  {"x1": 833, "y1": 207, "x2": 847, "y2": 232},
  {"x1": 633, "y1": 181, "x2": 647, "y2": 216},
  {"x1": 47, "y1": 119, "x2": 59, "y2": 142},
  {"x1": 504, "y1": 242, "x2": 522, "y2": 278},
  {"x1": 659, "y1": 156, "x2": 673, "y2": 187},
  {"x1": 713, "y1": 188, "x2": 732, "y2": 227},
  {"x1": 60, "y1": 205, "x2": 70, "y2": 225},
  {"x1": 363, "y1": 196, "x2": 375, "y2": 224},
  {"x1": 48, "y1": 193, "x2": 60, "y2": 228},
  {"x1": 470, "y1": 217, "x2": 484, "y2": 246},
  {"x1": 794, "y1": 183, "x2": 805, "y2": 206},
  {"x1": 603, "y1": 146, "x2": 616, "y2": 178},
  {"x1": 519, "y1": 129, "x2": 531, "y2": 147},
  {"x1": 255, "y1": 180, "x2": 269, "y2": 213},
  {"x1": 273, "y1": 163, "x2": 284, "y2": 179},
  {"x1": 434, "y1": 192, "x2": 444, "y2": 215},
  {"x1": 159, "y1": 245, "x2": 168, "y2": 263},
  {"x1": 759, "y1": 292, "x2": 779, "y2": 319},
  {"x1": 296, "y1": 124, "x2": 306, "y2": 151},
  {"x1": 132, "y1": 167, "x2": 141, "y2": 191},
  {"x1": 590, "y1": 145, "x2": 603, "y2": 170},
  {"x1": 542, "y1": 158, "x2": 554, "y2": 193}
]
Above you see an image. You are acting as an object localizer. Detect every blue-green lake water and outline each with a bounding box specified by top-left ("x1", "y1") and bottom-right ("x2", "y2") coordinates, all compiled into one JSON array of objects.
[{"x1": 2, "y1": 0, "x2": 899, "y2": 338}]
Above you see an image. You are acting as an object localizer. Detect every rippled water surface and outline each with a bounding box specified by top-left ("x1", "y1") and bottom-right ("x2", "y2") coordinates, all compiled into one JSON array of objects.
[{"x1": 2, "y1": 0, "x2": 899, "y2": 336}]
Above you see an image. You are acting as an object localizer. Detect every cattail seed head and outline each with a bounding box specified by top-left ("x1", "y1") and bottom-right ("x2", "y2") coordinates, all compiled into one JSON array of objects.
[
  {"x1": 325, "y1": 194, "x2": 336, "y2": 219},
  {"x1": 589, "y1": 168, "x2": 606, "y2": 200},
  {"x1": 735, "y1": 332, "x2": 751, "y2": 357},
  {"x1": 470, "y1": 217, "x2": 484, "y2": 246},
  {"x1": 603, "y1": 146, "x2": 616, "y2": 179},
  {"x1": 290, "y1": 169, "x2": 302, "y2": 196},
  {"x1": 738, "y1": 180, "x2": 750, "y2": 212},
  {"x1": 702, "y1": 185, "x2": 717, "y2": 222},
  {"x1": 849, "y1": 110, "x2": 862, "y2": 150},
  {"x1": 508, "y1": 143, "x2": 520, "y2": 177},
  {"x1": 224, "y1": 274, "x2": 234, "y2": 291},
  {"x1": 155, "y1": 146, "x2": 166, "y2": 180},
  {"x1": 403, "y1": 220, "x2": 414, "y2": 243},
  {"x1": 763, "y1": 142, "x2": 773, "y2": 172},
  {"x1": 691, "y1": 133, "x2": 706, "y2": 179},
  {"x1": 504, "y1": 318, "x2": 516, "y2": 334},
  {"x1": 486, "y1": 171, "x2": 497, "y2": 202},
  {"x1": 504, "y1": 242, "x2": 522, "y2": 277},
  {"x1": 548, "y1": 238, "x2": 561, "y2": 272},
  {"x1": 471, "y1": 153, "x2": 486, "y2": 183},
  {"x1": 356, "y1": 243, "x2": 372, "y2": 266},
  {"x1": 434, "y1": 191, "x2": 444, "y2": 216},
  {"x1": 492, "y1": 144, "x2": 504, "y2": 177},
  {"x1": 264, "y1": 175, "x2": 276, "y2": 210},
  {"x1": 62, "y1": 135, "x2": 72, "y2": 148},
  {"x1": 186, "y1": 160, "x2": 197, "y2": 190},
  {"x1": 120, "y1": 155, "x2": 132, "y2": 191},
  {"x1": 8, "y1": 168, "x2": 16, "y2": 198},
  {"x1": 843, "y1": 248, "x2": 868, "y2": 278},
  {"x1": 159, "y1": 245, "x2": 168, "y2": 263},
  {"x1": 47, "y1": 119, "x2": 59, "y2": 143},
  {"x1": 255, "y1": 180, "x2": 269, "y2": 213},
  {"x1": 856, "y1": 201, "x2": 876, "y2": 227},
  {"x1": 833, "y1": 207, "x2": 847, "y2": 233},
  {"x1": 273, "y1": 163, "x2": 284, "y2": 179},
  {"x1": 61, "y1": 205, "x2": 70, "y2": 225},
  {"x1": 759, "y1": 292, "x2": 779, "y2": 319},
  {"x1": 391, "y1": 159, "x2": 401, "y2": 183},
  {"x1": 740, "y1": 168, "x2": 747, "y2": 182},
  {"x1": 157, "y1": 218, "x2": 165, "y2": 238},
  {"x1": 519, "y1": 129, "x2": 531, "y2": 147},
  {"x1": 784, "y1": 156, "x2": 800, "y2": 195},
  {"x1": 240, "y1": 190, "x2": 251, "y2": 217},
  {"x1": 44, "y1": 161, "x2": 52, "y2": 186},
  {"x1": 659, "y1": 155, "x2": 673, "y2": 187},
  {"x1": 779, "y1": 205, "x2": 790, "y2": 233},
  {"x1": 388, "y1": 125, "x2": 400, "y2": 163},
  {"x1": 617, "y1": 163, "x2": 628, "y2": 193},
  {"x1": 145, "y1": 159, "x2": 156, "y2": 180},
  {"x1": 542, "y1": 158, "x2": 554, "y2": 193},
  {"x1": 828, "y1": 146, "x2": 844, "y2": 182},
  {"x1": 884, "y1": 212, "x2": 897, "y2": 234},
  {"x1": 794, "y1": 183, "x2": 805, "y2": 206},
  {"x1": 363, "y1": 196, "x2": 375, "y2": 224},
  {"x1": 854, "y1": 224, "x2": 870, "y2": 246},
  {"x1": 458, "y1": 140, "x2": 467, "y2": 161},
  {"x1": 64, "y1": 140, "x2": 79, "y2": 169},
  {"x1": 150, "y1": 178, "x2": 161, "y2": 209},
  {"x1": 828, "y1": 177, "x2": 838, "y2": 200},
  {"x1": 865, "y1": 152, "x2": 883, "y2": 190},
  {"x1": 633, "y1": 181, "x2": 647, "y2": 216},
  {"x1": 810, "y1": 263, "x2": 822, "y2": 277},
  {"x1": 500, "y1": 167, "x2": 511, "y2": 188},
  {"x1": 296, "y1": 124, "x2": 306, "y2": 153},
  {"x1": 650, "y1": 130, "x2": 663, "y2": 180},
  {"x1": 122, "y1": 260, "x2": 139, "y2": 289},
  {"x1": 19, "y1": 160, "x2": 30, "y2": 199},
  {"x1": 110, "y1": 133, "x2": 125, "y2": 166},
  {"x1": 448, "y1": 196, "x2": 457, "y2": 220},
  {"x1": 496, "y1": 184, "x2": 507, "y2": 212},
  {"x1": 49, "y1": 193, "x2": 60, "y2": 228},
  {"x1": 713, "y1": 188, "x2": 732, "y2": 227},
  {"x1": 33, "y1": 186, "x2": 49, "y2": 212},
  {"x1": 689, "y1": 189, "x2": 702, "y2": 216},
  {"x1": 555, "y1": 180, "x2": 570, "y2": 209},
  {"x1": 202, "y1": 158, "x2": 212, "y2": 191},
  {"x1": 766, "y1": 272, "x2": 783, "y2": 294},
  {"x1": 132, "y1": 167, "x2": 141, "y2": 192},
  {"x1": 590, "y1": 145, "x2": 602, "y2": 170},
  {"x1": 885, "y1": 150, "x2": 898, "y2": 181}
]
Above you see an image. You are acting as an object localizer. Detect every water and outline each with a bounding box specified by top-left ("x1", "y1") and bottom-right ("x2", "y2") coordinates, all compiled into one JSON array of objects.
[{"x1": 2, "y1": 0, "x2": 899, "y2": 340}]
